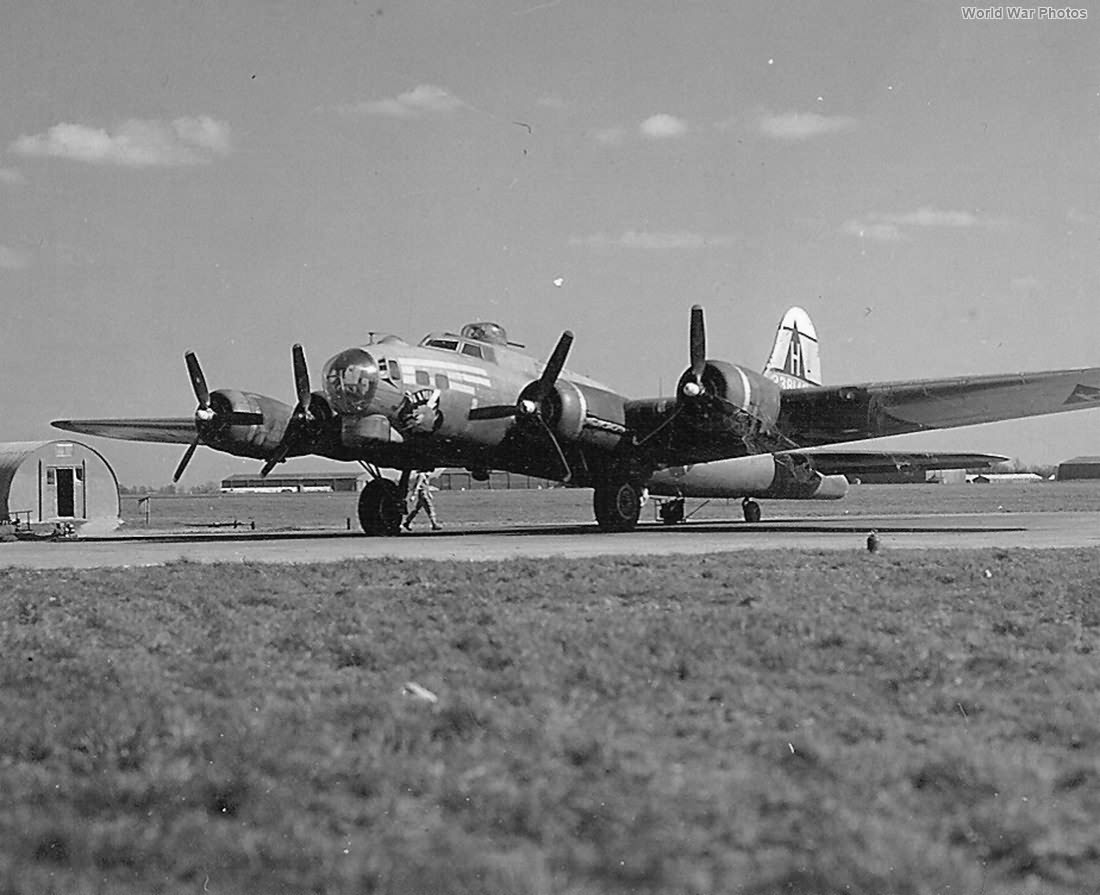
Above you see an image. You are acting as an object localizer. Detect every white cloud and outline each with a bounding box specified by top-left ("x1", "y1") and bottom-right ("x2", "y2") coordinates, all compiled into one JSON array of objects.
[
  {"x1": 841, "y1": 220, "x2": 907, "y2": 242},
  {"x1": 347, "y1": 84, "x2": 465, "y2": 118},
  {"x1": 11, "y1": 117, "x2": 231, "y2": 167},
  {"x1": 640, "y1": 114, "x2": 688, "y2": 139},
  {"x1": 571, "y1": 230, "x2": 736, "y2": 249},
  {"x1": 0, "y1": 246, "x2": 30, "y2": 270},
  {"x1": 843, "y1": 206, "x2": 1008, "y2": 242},
  {"x1": 592, "y1": 126, "x2": 627, "y2": 145},
  {"x1": 888, "y1": 207, "x2": 980, "y2": 228},
  {"x1": 1010, "y1": 275, "x2": 1042, "y2": 293},
  {"x1": 758, "y1": 111, "x2": 856, "y2": 141},
  {"x1": 0, "y1": 167, "x2": 25, "y2": 185}
]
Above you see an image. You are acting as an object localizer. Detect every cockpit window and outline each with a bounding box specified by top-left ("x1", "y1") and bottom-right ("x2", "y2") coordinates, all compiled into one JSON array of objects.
[
  {"x1": 461, "y1": 343, "x2": 483, "y2": 359},
  {"x1": 426, "y1": 338, "x2": 460, "y2": 351},
  {"x1": 460, "y1": 322, "x2": 508, "y2": 345},
  {"x1": 387, "y1": 360, "x2": 401, "y2": 383}
]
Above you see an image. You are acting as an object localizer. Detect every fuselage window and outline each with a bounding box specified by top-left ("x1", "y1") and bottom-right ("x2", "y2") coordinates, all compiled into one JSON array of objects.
[
  {"x1": 435, "y1": 373, "x2": 450, "y2": 390},
  {"x1": 461, "y1": 343, "x2": 483, "y2": 359},
  {"x1": 415, "y1": 370, "x2": 430, "y2": 386},
  {"x1": 387, "y1": 360, "x2": 401, "y2": 382}
]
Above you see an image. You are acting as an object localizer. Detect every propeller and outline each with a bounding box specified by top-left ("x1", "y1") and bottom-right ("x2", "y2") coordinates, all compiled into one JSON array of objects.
[
  {"x1": 173, "y1": 351, "x2": 264, "y2": 482},
  {"x1": 468, "y1": 330, "x2": 574, "y2": 422},
  {"x1": 260, "y1": 343, "x2": 316, "y2": 477},
  {"x1": 635, "y1": 304, "x2": 732, "y2": 446},
  {"x1": 467, "y1": 330, "x2": 575, "y2": 481}
]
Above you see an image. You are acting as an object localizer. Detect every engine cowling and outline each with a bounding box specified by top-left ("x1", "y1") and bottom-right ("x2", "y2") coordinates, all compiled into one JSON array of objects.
[
  {"x1": 523, "y1": 379, "x2": 629, "y2": 451},
  {"x1": 646, "y1": 453, "x2": 849, "y2": 500},
  {"x1": 676, "y1": 360, "x2": 782, "y2": 435},
  {"x1": 199, "y1": 389, "x2": 296, "y2": 459}
]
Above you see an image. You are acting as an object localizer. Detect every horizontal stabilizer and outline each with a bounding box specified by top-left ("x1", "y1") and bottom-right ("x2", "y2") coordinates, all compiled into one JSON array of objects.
[{"x1": 52, "y1": 418, "x2": 198, "y2": 446}]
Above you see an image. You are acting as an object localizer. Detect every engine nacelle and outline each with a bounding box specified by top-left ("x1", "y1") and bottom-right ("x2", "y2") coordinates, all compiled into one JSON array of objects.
[
  {"x1": 522, "y1": 379, "x2": 629, "y2": 451},
  {"x1": 200, "y1": 389, "x2": 296, "y2": 459},
  {"x1": 676, "y1": 361, "x2": 782, "y2": 434},
  {"x1": 647, "y1": 453, "x2": 849, "y2": 500}
]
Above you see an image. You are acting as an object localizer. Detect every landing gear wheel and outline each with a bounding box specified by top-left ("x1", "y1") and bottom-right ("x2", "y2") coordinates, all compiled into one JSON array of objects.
[
  {"x1": 358, "y1": 479, "x2": 404, "y2": 536},
  {"x1": 594, "y1": 480, "x2": 642, "y2": 532},
  {"x1": 742, "y1": 498, "x2": 761, "y2": 524}
]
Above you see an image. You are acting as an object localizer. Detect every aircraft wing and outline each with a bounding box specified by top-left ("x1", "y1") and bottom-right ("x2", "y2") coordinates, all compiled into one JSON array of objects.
[
  {"x1": 783, "y1": 450, "x2": 1009, "y2": 476},
  {"x1": 52, "y1": 418, "x2": 197, "y2": 446},
  {"x1": 777, "y1": 367, "x2": 1100, "y2": 446}
]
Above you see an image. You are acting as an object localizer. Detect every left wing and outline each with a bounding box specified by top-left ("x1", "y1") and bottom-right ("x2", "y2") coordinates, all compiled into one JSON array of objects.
[
  {"x1": 777, "y1": 367, "x2": 1100, "y2": 446},
  {"x1": 786, "y1": 450, "x2": 1009, "y2": 476},
  {"x1": 52, "y1": 418, "x2": 197, "y2": 445}
]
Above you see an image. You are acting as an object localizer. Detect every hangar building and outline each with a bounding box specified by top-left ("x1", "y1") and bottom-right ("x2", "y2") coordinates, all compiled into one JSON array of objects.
[
  {"x1": 1056, "y1": 456, "x2": 1100, "y2": 481},
  {"x1": 0, "y1": 440, "x2": 121, "y2": 528},
  {"x1": 221, "y1": 472, "x2": 366, "y2": 493}
]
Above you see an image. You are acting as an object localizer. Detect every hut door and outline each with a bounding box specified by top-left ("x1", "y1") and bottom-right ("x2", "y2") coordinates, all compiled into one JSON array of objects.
[{"x1": 55, "y1": 468, "x2": 75, "y2": 517}]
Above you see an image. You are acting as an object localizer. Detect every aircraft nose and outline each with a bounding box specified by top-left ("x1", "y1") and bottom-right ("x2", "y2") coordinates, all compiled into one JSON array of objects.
[{"x1": 322, "y1": 348, "x2": 380, "y2": 414}]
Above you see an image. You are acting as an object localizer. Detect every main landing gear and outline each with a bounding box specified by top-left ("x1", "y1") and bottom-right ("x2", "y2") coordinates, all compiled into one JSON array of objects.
[
  {"x1": 357, "y1": 467, "x2": 412, "y2": 536},
  {"x1": 358, "y1": 479, "x2": 404, "y2": 535},
  {"x1": 593, "y1": 479, "x2": 643, "y2": 532}
]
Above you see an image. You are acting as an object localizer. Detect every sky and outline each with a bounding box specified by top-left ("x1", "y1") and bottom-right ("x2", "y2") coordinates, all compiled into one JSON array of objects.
[{"x1": 2, "y1": 0, "x2": 1099, "y2": 486}]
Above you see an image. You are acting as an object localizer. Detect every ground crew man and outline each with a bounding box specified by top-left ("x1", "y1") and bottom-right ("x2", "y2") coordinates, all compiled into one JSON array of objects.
[{"x1": 403, "y1": 469, "x2": 442, "y2": 531}]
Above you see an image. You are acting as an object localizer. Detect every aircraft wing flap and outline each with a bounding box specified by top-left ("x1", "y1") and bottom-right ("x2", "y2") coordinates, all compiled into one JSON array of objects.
[
  {"x1": 783, "y1": 450, "x2": 1009, "y2": 476},
  {"x1": 52, "y1": 418, "x2": 198, "y2": 445},
  {"x1": 778, "y1": 366, "x2": 1100, "y2": 444}
]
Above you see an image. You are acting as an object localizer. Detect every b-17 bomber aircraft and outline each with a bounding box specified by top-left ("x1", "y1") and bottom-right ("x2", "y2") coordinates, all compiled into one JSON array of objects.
[{"x1": 53, "y1": 306, "x2": 1100, "y2": 534}]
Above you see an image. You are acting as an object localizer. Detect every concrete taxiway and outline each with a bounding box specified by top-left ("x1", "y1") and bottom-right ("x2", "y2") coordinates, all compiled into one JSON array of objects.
[{"x1": 2, "y1": 511, "x2": 1099, "y2": 569}]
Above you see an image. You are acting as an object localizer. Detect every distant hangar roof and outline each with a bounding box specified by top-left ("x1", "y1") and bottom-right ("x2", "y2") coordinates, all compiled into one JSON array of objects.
[{"x1": 1056, "y1": 456, "x2": 1100, "y2": 481}]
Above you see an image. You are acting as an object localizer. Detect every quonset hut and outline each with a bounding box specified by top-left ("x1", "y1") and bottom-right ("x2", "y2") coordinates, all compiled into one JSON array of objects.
[{"x1": 0, "y1": 440, "x2": 121, "y2": 530}]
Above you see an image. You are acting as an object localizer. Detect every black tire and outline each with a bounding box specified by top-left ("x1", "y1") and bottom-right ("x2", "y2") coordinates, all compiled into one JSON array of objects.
[
  {"x1": 742, "y1": 498, "x2": 762, "y2": 524},
  {"x1": 358, "y1": 479, "x2": 404, "y2": 536},
  {"x1": 593, "y1": 480, "x2": 642, "y2": 532}
]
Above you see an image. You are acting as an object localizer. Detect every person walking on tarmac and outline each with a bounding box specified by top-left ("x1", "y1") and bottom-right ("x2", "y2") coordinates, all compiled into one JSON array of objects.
[{"x1": 403, "y1": 468, "x2": 442, "y2": 531}]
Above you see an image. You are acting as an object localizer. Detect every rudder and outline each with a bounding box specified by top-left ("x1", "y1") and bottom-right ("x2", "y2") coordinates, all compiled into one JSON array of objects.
[{"x1": 763, "y1": 307, "x2": 820, "y2": 388}]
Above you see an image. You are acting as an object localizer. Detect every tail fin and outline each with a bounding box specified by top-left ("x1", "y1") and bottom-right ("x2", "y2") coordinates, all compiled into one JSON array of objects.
[{"x1": 763, "y1": 307, "x2": 821, "y2": 388}]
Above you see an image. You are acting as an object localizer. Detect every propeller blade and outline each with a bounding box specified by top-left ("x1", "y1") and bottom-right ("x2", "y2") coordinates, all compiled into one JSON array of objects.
[
  {"x1": 689, "y1": 305, "x2": 706, "y2": 380},
  {"x1": 535, "y1": 330, "x2": 574, "y2": 398},
  {"x1": 468, "y1": 405, "x2": 518, "y2": 421},
  {"x1": 535, "y1": 416, "x2": 572, "y2": 484},
  {"x1": 260, "y1": 445, "x2": 289, "y2": 478},
  {"x1": 292, "y1": 343, "x2": 311, "y2": 415},
  {"x1": 185, "y1": 351, "x2": 211, "y2": 409},
  {"x1": 173, "y1": 438, "x2": 200, "y2": 483}
]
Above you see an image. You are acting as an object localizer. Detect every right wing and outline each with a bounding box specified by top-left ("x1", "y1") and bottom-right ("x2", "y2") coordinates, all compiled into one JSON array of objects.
[
  {"x1": 777, "y1": 367, "x2": 1100, "y2": 446},
  {"x1": 791, "y1": 450, "x2": 1009, "y2": 476},
  {"x1": 52, "y1": 418, "x2": 198, "y2": 445}
]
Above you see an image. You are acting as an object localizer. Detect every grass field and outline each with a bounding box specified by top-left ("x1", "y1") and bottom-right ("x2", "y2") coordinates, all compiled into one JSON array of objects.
[
  {"x1": 119, "y1": 480, "x2": 1100, "y2": 533},
  {"x1": 3, "y1": 544, "x2": 1099, "y2": 893}
]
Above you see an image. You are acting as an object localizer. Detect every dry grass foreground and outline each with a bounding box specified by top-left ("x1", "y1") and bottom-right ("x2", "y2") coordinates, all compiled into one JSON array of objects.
[{"x1": 2, "y1": 549, "x2": 1099, "y2": 895}]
